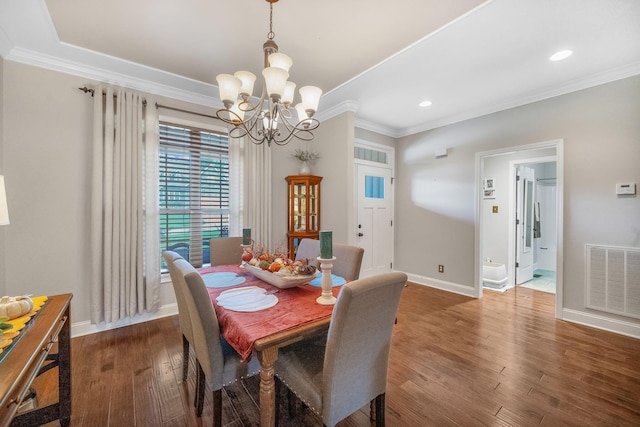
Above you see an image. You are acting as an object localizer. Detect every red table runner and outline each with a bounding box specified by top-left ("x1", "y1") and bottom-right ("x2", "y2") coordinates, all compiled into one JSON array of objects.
[{"x1": 200, "y1": 264, "x2": 340, "y2": 361}]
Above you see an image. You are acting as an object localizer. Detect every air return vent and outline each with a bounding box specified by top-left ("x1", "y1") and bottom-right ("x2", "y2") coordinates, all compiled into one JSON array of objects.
[{"x1": 586, "y1": 245, "x2": 640, "y2": 319}]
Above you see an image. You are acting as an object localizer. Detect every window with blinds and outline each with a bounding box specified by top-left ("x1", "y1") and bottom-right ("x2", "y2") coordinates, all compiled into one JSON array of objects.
[{"x1": 159, "y1": 122, "x2": 230, "y2": 270}]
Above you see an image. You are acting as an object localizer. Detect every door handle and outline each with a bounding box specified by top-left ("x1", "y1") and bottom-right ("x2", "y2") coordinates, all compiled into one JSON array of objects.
[{"x1": 358, "y1": 233, "x2": 364, "y2": 237}]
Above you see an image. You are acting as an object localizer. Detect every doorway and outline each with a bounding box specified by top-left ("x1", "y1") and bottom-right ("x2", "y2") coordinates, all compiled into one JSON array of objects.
[
  {"x1": 515, "y1": 164, "x2": 536, "y2": 285},
  {"x1": 476, "y1": 140, "x2": 564, "y2": 319},
  {"x1": 354, "y1": 141, "x2": 395, "y2": 278},
  {"x1": 514, "y1": 160, "x2": 557, "y2": 292}
]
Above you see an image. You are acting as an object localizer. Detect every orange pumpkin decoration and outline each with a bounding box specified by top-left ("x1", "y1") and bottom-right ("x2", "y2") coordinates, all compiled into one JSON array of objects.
[{"x1": 268, "y1": 262, "x2": 282, "y2": 272}]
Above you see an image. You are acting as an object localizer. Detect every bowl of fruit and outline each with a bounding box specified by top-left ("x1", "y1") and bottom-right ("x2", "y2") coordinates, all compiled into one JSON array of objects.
[{"x1": 241, "y1": 249, "x2": 318, "y2": 289}]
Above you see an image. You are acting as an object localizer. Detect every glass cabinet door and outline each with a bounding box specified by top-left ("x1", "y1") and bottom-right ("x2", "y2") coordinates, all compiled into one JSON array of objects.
[
  {"x1": 294, "y1": 182, "x2": 306, "y2": 230},
  {"x1": 308, "y1": 183, "x2": 318, "y2": 231},
  {"x1": 286, "y1": 175, "x2": 322, "y2": 257}
]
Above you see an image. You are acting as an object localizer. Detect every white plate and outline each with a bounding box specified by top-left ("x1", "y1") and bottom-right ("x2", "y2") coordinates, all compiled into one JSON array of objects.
[
  {"x1": 202, "y1": 272, "x2": 246, "y2": 288},
  {"x1": 216, "y1": 286, "x2": 262, "y2": 302},
  {"x1": 243, "y1": 263, "x2": 317, "y2": 289},
  {"x1": 216, "y1": 287, "x2": 278, "y2": 312}
]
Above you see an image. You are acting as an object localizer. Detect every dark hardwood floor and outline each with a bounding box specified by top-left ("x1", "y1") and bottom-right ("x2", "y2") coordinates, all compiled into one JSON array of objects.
[{"x1": 31, "y1": 283, "x2": 640, "y2": 426}]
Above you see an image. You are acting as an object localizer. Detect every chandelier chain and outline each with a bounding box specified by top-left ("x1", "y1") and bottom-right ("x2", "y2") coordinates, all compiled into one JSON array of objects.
[{"x1": 268, "y1": 2, "x2": 275, "y2": 40}]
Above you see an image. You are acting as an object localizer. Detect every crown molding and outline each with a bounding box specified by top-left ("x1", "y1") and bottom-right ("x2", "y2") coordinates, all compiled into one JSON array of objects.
[
  {"x1": 354, "y1": 118, "x2": 403, "y2": 139},
  {"x1": 5, "y1": 46, "x2": 224, "y2": 109},
  {"x1": 319, "y1": 100, "x2": 406, "y2": 139},
  {"x1": 0, "y1": 27, "x2": 12, "y2": 58},
  {"x1": 314, "y1": 99, "x2": 359, "y2": 122},
  {"x1": 315, "y1": 99, "x2": 406, "y2": 138}
]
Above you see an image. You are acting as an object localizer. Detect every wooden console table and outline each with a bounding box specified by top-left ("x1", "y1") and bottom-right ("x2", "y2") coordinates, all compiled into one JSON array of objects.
[{"x1": 0, "y1": 294, "x2": 72, "y2": 427}]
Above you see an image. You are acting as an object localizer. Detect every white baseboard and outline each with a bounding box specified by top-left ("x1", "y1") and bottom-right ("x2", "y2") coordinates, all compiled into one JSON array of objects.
[
  {"x1": 405, "y1": 271, "x2": 640, "y2": 339},
  {"x1": 70, "y1": 303, "x2": 179, "y2": 338},
  {"x1": 562, "y1": 308, "x2": 640, "y2": 339},
  {"x1": 404, "y1": 272, "x2": 476, "y2": 298}
]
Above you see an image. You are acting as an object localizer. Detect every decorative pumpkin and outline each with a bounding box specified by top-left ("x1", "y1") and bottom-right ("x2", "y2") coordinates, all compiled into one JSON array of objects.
[
  {"x1": 297, "y1": 264, "x2": 316, "y2": 275},
  {"x1": 0, "y1": 296, "x2": 34, "y2": 320}
]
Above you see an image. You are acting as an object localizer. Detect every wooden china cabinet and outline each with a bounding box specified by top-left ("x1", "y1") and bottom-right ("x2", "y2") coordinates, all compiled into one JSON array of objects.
[{"x1": 286, "y1": 175, "x2": 322, "y2": 258}]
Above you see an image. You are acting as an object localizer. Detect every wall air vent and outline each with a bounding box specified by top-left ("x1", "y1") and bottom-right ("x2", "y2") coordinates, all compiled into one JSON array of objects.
[{"x1": 586, "y1": 244, "x2": 640, "y2": 319}]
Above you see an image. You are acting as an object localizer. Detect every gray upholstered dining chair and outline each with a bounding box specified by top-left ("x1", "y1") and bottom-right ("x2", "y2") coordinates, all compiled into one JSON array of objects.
[
  {"x1": 275, "y1": 272, "x2": 407, "y2": 427},
  {"x1": 173, "y1": 258, "x2": 260, "y2": 425},
  {"x1": 162, "y1": 251, "x2": 195, "y2": 384},
  {"x1": 295, "y1": 238, "x2": 364, "y2": 281},
  {"x1": 294, "y1": 238, "x2": 320, "y2": 267},
  {"x1": 332, "y1": 243, "x2": 364, "y2": 281},
  {"x1": 210, "y1": 236, "x2": 244, "y2": 266}
]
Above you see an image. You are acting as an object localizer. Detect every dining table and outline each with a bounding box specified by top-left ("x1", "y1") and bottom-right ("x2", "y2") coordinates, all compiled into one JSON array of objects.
[{"x1": 199, "y1": 263, "x2": 342, "y2": 427}]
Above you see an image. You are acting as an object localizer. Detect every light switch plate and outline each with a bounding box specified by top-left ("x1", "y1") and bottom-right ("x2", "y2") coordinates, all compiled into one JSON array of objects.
[{"x1": 616, "y1": 183, "x2": 636, "y2": 195}]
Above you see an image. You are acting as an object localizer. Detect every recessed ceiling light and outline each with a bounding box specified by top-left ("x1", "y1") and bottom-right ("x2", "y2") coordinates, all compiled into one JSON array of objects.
[
  {"x1": 419, "y1": 100, "x2": 433, "y2": 107},
  {"x1": 550, "y1": 50, "x2": 573, "y2": 61}
]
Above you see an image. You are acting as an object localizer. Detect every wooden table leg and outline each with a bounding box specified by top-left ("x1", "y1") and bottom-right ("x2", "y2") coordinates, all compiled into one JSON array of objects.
[
  {"x1": 58, "y1": 306, "x2": 72, "y2": 426},
  {"x1": 257, "y1": 346, "x2": 279, "y2": 427}
]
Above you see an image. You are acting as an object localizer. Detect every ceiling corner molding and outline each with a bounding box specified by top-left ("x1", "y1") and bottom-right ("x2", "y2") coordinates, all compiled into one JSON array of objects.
[
  {"x1": 354, "y1": 117, "x2": 403, "y2": 138},
  {"x1": 5, "y1": 46, "x2": 224, "y2": 109},
  {"x1": 315, "y1": 99, "x2": 360, "y2": 122},
  {"x1": 318, "y1": 99, "x2": 405, "y2": 137},
  {"x1": 0, "y1": 27, "x2": 12, "y2": 58}
]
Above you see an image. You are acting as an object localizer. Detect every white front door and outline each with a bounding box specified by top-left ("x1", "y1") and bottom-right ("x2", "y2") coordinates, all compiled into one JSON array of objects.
[
  {"x1": 356, "y1": 163, "x2": 393, "y2": 278},
  {"x1": 516, "y1": 165, "x2": 535, "y2": 284}
]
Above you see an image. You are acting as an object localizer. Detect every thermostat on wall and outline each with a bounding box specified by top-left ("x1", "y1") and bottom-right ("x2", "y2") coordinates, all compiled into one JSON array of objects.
[{"x1": 615, "y1": 183, "x2": 636, "y2": 195}]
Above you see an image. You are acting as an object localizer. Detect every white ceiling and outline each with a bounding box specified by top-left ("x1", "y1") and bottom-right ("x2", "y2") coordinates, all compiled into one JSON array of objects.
[{"x1": 1, "y1": 0, "x2": 639, "y2": 138}]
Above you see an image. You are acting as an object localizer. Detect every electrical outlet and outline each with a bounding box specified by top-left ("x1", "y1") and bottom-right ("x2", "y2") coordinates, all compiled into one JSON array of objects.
[{"x1": 438, "y1": 265, "x2": 444, "y2": 273}]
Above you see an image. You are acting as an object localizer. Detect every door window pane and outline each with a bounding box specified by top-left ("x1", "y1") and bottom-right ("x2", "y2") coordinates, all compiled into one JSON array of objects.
[{"x1": 365, "y1": 175, "x2": 384, "y2": 199}]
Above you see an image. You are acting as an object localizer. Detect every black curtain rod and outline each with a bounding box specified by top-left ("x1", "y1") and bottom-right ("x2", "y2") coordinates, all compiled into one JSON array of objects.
[
  {"x1": 78, "y1": 86, "x2": 220, "y2": 121},
  {"x1": 78, "y1": 86, "x2": 146, "y2": 105},
  {"x1": 78, "y1": 86, "x2": 96, "y2": 96},
  {"x1": 154, "y1": 104, "x2": 219, "y2": 121}
]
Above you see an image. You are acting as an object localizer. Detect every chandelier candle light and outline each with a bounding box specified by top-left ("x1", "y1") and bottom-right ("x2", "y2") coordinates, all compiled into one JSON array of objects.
[{"x1": 216, "y1": 0, "x2": 322, "y2": 147}]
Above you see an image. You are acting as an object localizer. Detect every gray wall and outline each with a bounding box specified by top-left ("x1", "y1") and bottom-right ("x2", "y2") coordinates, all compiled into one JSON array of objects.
[
  {"x1": 355, "y1": 127, "x2": 397, "y2": 148},
  {"x1": 3, "y1": 62, "x2": 95, "y2": 322},
  {"x1": 395, "y1": 75, "x2": 640, "y2": 329}
]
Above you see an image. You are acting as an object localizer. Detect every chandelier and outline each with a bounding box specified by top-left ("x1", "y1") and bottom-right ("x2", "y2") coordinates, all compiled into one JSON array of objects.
[{"x1": 215, "y1": 0, "x2": 322, "y2": 147}]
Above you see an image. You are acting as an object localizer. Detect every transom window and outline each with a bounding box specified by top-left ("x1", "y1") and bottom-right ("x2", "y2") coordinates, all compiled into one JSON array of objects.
[{"x1": 159, "y1": 122, "x2": 230, "y2": 270}]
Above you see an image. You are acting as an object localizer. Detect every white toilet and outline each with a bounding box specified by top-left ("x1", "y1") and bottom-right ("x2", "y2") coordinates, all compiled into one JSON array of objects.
[{"x1": 482, "y1": 262, "x2": 508, "y2": 289}]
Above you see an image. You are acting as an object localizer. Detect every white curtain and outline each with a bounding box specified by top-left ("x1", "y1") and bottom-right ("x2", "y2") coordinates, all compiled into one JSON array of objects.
[
  {"x1": 232, "y1": 138, "x2": 272, "y2": 250},
  {"x1": 90, "y1": 84, "x2": 160, "y2": 324},
  {"x1": 228, "y1": 136, "x2": 243, "y2": 238}
]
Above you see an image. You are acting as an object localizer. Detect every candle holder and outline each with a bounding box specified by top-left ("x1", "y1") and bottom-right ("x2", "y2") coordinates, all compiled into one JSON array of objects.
[{"x1": 316, "y1": 256, "x2": 337, "y2": 305}]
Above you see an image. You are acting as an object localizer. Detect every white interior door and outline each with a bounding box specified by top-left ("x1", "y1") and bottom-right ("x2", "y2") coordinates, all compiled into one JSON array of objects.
[
  {"x1": 356, "y1": 164, "x2": 393, "y2": 278},
  {"x1": 516, "y1": 165, "x2": 535, "y2": 284}
]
